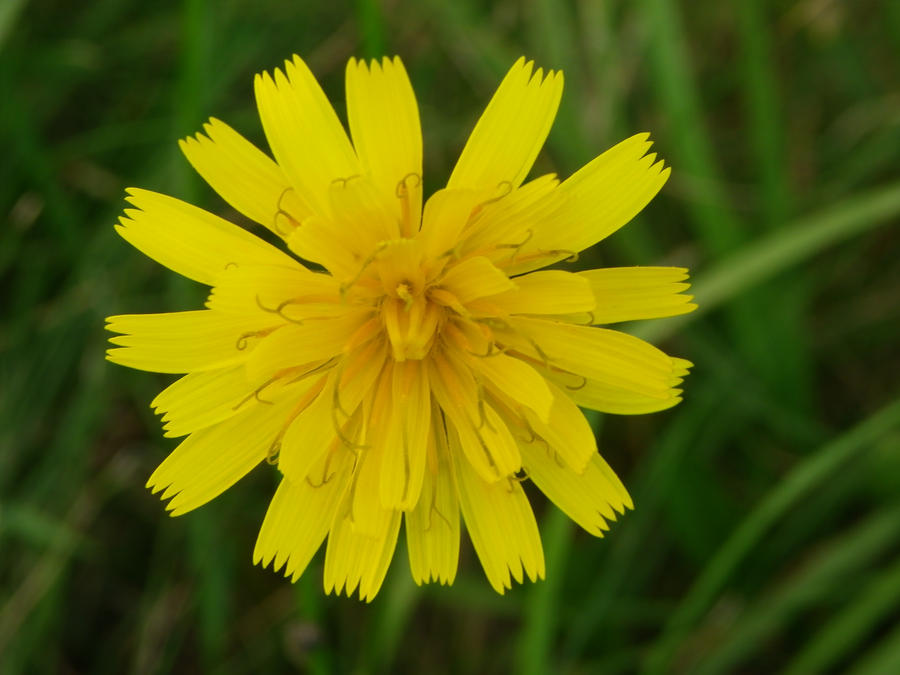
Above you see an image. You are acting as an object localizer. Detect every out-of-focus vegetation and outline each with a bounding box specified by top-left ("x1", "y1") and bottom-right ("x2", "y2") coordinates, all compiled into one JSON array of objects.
[{"x1": 2, "y1": 0, "x2": 900, "y2": 672}]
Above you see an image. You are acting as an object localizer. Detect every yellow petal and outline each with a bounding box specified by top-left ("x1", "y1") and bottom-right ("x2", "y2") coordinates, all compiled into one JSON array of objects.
[
  {"x1": 245, "y1": 312, "x2": 369, "y2": 380},
  {"x1": 379, "y1": 361, "x2": 431, "y2": 509},
  {"x1": 578, "y1": 266, "x2": 697, "y2": 323},
  {"x1": 428, "y1": 353, "x2": 521, "y2": 481},
  {"x1": 276, "y1": 375, "x2": 338, "y2": 484},
  {"x1": 146, "y1": 392, "x2": 297, "y2": 516},
  {"x1": 253, "y1": 449, "x2": 353, "y2": 581},
  {"x1": 504, "y1": 317, "x2": 681, "y2": 399},
  {"x1": 116, "y1": 189, "x2": 295, "y2": 286},
  {"x1": 405, "y1": 417, "x2": 460, "y2": 585},
  {"x1": 520, "y1": 380, "x2": 598, "y2": 472},
  {"x1": 489, "y1": 270, "x2": 595, "y2": 316},
  {"x1": 521, "y1": 443, "x2": 632, "y2": 536},
  {"x1": 151, "y1": 365, "x2": 255, "y2": 438},
  {"x1": 547, "y1": 365, "x2": 687, "y2": 415},
  {"x1": 254, "y1": 55, "x2": 360, "y2": 217},
  {"x1": 179, "y1": 117, "x2": 311, "y2": 235},
  {"x1": 286, "y1": 215, "x2": 358, "y2": 280},
  {"x1": 106, "y1": 310, "x2": 274, "y2": 374},
  {"x1": 451, "y1": 436, "x2": 545, "y2": 593},
  {"x1": 346, "y1": 57, "x2": 423, "y2": 232},
  {"x1": 417, "y1": 188, "x2": 483, "y2": 262},
  {"x1": 438, "y1": 256, "x2": 514, "y2": 305},
  {"x1": 508, "y1": 134, "x2": 670, "y2": 275},
  {"x1": 205, "y1": 263, "x2": 342, "y2": 320},
  {"x1": 461, "y1": 173, "x2": 559, "y2": 260},
  {"x1": 323, "y1": 496, "x2": 402, "y2": 601},
  {"x1": 467, "y1": 352, "x2": 554, "y2": 423},
  {"x1": 448, "y1": 57, "x2": 562, "y2": 192}
]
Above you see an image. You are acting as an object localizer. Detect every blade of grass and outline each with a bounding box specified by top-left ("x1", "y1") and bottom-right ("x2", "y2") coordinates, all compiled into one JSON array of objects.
[
  {"x1": 355, "y1": 0, "x2": 385, "y2": 59},
  {"x1": 362, "y1": 547, "x2": 421, "y2": 672},
  {"x1": 637, "y1": 0, "x2": 807, "y2": 419},
  {"x1": 517, "y1": 507, "x2": 574, "y2": 675},
  {"x1": 735, "y1": 0, "x2": 811, "y2": 410},
  {"x1": 641, "y1": 395, "x2": 900, "y2": 674},
  {"x1": 561, "y1": 389, "x2": 724, "y2": 660},
  {"x1": 783, "y1": 548, "x2": 900, "y2": 675},
  {"x1": 0, "y1": 0, "x2": 27, "y2": 49},
  {"x1": 849, "y1": 619, "x2": 900, "y2": 675},
  {"x1": 694, "y1": 503, "x2": 900, "y2": 675}
]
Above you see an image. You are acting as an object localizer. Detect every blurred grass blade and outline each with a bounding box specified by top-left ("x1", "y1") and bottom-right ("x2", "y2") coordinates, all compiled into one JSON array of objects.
[
  {"x1": 635, "y1": 180, "x2": 900, "y2": 344},
  {"x1": 0, "y1": 0, "x2": 27, "y2": 50},
  {"x1": 784, "y1": 550, "x2": 900, "y2": 675},
  {"x1": 641, "y1": 396, "x2": 900, "y2": 674},
  {"x1": 517, "y1": 507, "x2": 574, "y2": 675},
  {"x1": 849, "y1": 617, "x2": 900, "y2": 675},
  {"x1": 636, "y1": 0, "x2": 742, "y2": 254},
  {"x1": 695, "y1": 504, "x2": 900, "y2": 675},
  {"x1": 355, "y1": 0, "x2": 386, "y2": 58}
]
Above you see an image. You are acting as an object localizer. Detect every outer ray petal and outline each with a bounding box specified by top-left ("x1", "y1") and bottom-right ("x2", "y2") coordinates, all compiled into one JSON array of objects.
[
  {"x1": 116, "y1": 189, "x2": 296, "y2": 286},
  {"x1": 545, "y1": 357, "x2": 691, "y2": 415},
  {"x1": 579, "y1": 266, "x2": 697, "y2": 323},
  {"x1": 152, "y1": 365, "x2": 255, "y2": 438},
  {"x1": 438, "y1": 256, "x2": 515, "y2": 305},
  {"x1": 451, "y1": 433, "x2": 545, "y2": 593},
  {"x1": 428, "y1": 354, "x2": 521, "y2": 481},
  {"x1": 276, "y1": 375, "x2": 338, "y2": 484},
  {"x1": 504, "y1": 317, "x2": 682, "y2": 399},
  {"x1": 467, "y1": 352, "x2": 554, "y2": 423},
  {"x1": 406, "y1": 415, "x2": 460, "y2": 585},
  {"x1": 448, "y1": 57, "x2": 562, "y2": 192},
  {"x1": 521, "y1": 444, "x2": 632, "y2": 536},
  {"x1": 254, "y1": 55, "x2": 360, "y2": 217},
  {"x1": 346, "y1": 57, "x2": 423, "y2": 231},
  {"x1": 106, "y1": 310, "x2": 276, "y2": 374},
  {"x1": 488, "y1": 270, "x2": 595, "y2": 316},
  {"x1": 179, "y1": 117, "x2": 311, "y2": 235},
  {"x1": 520, "y1": 380, "x2": 598, "y2": 472},
  {"x1": 506, "y1": 134, "x2": 670, "y2": 275},
  {"x1": 461, "y1": 174, "x2": 559, "y2": 258},
  {"x1": 205, "y1": 264, "x2": 341, "y2": 319},
  {"x1": 254, "y1": 450, "x2": 353, "y2": 581},
  {"x1": 323, "y1": 496, "x2": 402, "y2": 601},
  {"x1": 245, "y1": 312, "x2": 369, "y2": 380},
  {"x1": 146, "y1": 391, "x2": 300, "y2": 516},
  {"x1": 379, "y1": 361, "x2": 431, "y2": 510}
]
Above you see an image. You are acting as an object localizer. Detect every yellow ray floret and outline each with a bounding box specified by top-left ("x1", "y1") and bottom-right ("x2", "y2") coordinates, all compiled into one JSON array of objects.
[{"x1": 106, "y1": 53, "x2": 697, "y2": 600}]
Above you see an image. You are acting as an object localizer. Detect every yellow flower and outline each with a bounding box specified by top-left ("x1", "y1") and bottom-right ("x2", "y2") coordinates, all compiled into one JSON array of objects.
[{"x1": 106, "y1": 55, "x2": 696, "y2": 600}]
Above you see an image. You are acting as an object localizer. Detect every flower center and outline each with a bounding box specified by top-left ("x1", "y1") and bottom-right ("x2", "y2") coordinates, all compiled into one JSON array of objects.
[{"x1": 367, "y1": 239, "x2": 444, "y2": 362}]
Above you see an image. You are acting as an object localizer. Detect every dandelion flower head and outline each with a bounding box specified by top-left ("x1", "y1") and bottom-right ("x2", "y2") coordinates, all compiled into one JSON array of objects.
[{"x1": 106, "y1": 55, "x2": 696, "y2": 599}]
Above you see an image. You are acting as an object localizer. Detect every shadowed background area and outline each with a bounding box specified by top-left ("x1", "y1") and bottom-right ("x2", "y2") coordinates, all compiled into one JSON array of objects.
[{"x1": 2, "y1": 0, "x2": 900, "y2": 672}]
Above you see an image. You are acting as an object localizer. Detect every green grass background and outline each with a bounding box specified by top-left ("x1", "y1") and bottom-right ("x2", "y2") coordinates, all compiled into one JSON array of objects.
[{"x1": 2, "y1": 0, "x2": 900, "y2": 672}]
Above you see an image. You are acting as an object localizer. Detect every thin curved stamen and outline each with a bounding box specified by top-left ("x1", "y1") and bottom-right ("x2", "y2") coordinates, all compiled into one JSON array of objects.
[
  {"x1": 232, "y1": 376, "x2": 280, "y2": 412},
  {"x1": 495, "y1": 228, "x2": 534, "y2": 264},
  {"x1": 255, "y1": 294, "x2": 305, "y2": 325},
  {"x1": 272, "y1": 187, "x2": 301, "y2": 235},
  {"x1": 331, "y1": 174, "x2": 362, "y2": 189},
  {"x1": 394, "y1": 172, "x2": 422, "y2": 198},
  {"x1": 424, "y1": 498, "x2": 452, "y2": 532},
  {"x1": 284, "y1": 358, "x2": 339, "y2": 387},
  {"x1": 565, "y1": 374, "x2": 588, "y2": 391},
  {"x1": 475, "y1": 181, "x2": 513, "y2": 210},
  {"x1": 340, "y1": 242, "x2": 388, "y2": 297},
  {"x1": 235, "y1": 329, "x2": 270, "y2": 351}
]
